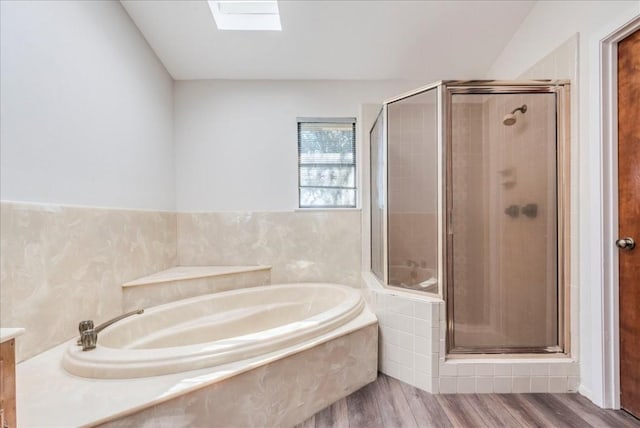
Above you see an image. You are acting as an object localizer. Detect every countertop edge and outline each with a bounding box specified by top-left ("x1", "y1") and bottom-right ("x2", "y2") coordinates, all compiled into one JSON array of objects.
[{"x1": 0, "y1": 327, "x2": 25, "y2": 344}]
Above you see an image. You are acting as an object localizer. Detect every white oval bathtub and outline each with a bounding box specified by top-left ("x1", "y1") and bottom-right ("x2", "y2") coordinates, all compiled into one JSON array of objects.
[{"x1": 62, "y1": 283, "x2": 364, "y2": 379}]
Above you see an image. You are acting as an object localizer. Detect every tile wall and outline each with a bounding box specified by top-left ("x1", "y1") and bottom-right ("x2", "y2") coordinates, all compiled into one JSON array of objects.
[
  {"x1": 96, "y1": 324, "x2": 378, "y2": 427},
  {"x1": 367, "y1": 286, "x2": 440, "y2": 392},
  {"x1": 364, "y1": 276, "x2": 580, "y2": 394},
  {"x1": 0, "y1": 201, "x2": 177, "y2": 361},
  {"x1": 177, "y1": 211, "x2": 362, "y2": 287},
  {"x1": 2, "y1": 204, "x2": 363, "y2": 362}
]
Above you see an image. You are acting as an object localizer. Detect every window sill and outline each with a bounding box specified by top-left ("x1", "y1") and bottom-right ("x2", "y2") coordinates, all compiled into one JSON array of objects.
[{"x1": 294, "y1": 207, "x2": 361, "y2": 212}]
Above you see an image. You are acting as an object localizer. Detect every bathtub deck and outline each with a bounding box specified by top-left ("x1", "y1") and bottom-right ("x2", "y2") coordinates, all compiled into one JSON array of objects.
[
  {"x1": 121, "y1": 265, "x2": 271, "y2": 287},
  {"x1": 121, "y1": 265, "x2": 272, "y2": 311},
  {"x1": 296, "y1": 373, "x2": 640, "y2": 428},
  {"x1": 17, "y1": 303, "x2": 377, "y2": 427}
]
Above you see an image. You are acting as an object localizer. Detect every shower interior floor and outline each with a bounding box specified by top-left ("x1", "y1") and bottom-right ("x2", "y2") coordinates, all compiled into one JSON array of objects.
[{"x1": 452, "y1": 321, "x2": 560, "y2": 350}]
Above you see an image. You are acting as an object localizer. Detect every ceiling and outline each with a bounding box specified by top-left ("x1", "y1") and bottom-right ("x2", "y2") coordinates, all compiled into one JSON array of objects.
[{"x1": 121, "y1": 0, "x2": 535, "y2": 81}]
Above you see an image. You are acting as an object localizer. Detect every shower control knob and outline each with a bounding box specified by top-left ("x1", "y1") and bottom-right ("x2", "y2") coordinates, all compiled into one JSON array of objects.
[
  {"x1": 521, "y1": 203, "x2": 538, "y2": 218},
  {"x1": 504, "y1": 205, "x2": 519, "y2": 218},
  {"x1": 616, "y1": 237, "x2": 635, "y2": 250}
]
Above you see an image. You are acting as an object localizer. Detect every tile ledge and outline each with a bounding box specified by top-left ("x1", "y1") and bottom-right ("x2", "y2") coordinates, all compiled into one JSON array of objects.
[
  {"x1": 122, "y1": 266, "x2": 271, "y2": 288},
  {"x1": 361, "y1": 271, "x2": 443, "y2": 303}
]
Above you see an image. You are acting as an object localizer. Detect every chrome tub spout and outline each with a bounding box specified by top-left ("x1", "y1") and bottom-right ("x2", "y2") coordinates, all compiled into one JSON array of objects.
[{"x1": 77, "y1": 309, "x2": 144, "y2": 351}]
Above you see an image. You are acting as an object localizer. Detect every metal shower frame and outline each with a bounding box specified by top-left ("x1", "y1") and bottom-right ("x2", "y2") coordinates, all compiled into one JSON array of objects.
[{"x1": 373, "y1": 80, "x2": 571, "y2": 355}]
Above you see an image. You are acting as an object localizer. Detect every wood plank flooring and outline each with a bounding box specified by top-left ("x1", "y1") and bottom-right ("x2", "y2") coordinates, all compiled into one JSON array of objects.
[{"x1": 296, "y1": 373, "x2": 640, "y2": 428}]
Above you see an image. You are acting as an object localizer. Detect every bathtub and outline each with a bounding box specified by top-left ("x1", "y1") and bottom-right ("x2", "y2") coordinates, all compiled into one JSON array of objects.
[{"x1": 63, "y1": 283, "x2": 364, "y2": 379}]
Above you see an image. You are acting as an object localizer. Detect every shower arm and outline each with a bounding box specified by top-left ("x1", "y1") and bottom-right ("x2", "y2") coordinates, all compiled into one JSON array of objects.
[{"x1": 510, "y1": 105, "x2": 527, "y2": 115}]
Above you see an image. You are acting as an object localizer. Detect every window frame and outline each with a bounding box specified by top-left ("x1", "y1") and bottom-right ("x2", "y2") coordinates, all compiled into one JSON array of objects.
[{"x1": 296, "y1": 117, "x2": 357, "y2": 209}]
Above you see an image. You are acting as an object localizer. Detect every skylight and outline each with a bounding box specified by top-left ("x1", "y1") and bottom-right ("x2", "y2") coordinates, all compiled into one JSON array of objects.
[{"x1": 208, "y1": 1, "x2": 281, "y2": 31}]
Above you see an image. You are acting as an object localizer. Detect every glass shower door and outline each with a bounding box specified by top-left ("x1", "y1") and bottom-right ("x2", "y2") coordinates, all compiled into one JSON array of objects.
[
  {"x1": 386, "y1": 89, "x2": 439, "y2": 293},
  {"x1": 448, "y1": 92, "x2": 559, "y2": 352}
]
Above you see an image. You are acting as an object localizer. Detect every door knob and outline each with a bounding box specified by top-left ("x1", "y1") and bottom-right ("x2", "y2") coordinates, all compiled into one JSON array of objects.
[{"x1": 616, "y1": 237, "x2": 635, "y2": 250}]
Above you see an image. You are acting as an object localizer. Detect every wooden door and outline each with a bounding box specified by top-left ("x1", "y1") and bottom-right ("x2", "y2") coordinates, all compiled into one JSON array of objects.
[{"x1": 618, "y1": 27, "x2": 640, "y2": 419}]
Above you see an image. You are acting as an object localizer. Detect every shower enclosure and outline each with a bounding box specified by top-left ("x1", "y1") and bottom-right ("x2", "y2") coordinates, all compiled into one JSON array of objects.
[{"x1": 370, "y1": 80, "x2": 570, "y2": 354}]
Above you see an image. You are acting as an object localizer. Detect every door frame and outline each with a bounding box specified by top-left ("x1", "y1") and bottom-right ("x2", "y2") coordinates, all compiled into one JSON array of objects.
[{"x1": 597, "y1": 13, "x2": 640, "y2": 410}]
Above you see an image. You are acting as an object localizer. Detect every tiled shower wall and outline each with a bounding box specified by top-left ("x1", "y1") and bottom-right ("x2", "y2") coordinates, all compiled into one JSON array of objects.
[
  {"x1": 387, "y1": 98, "x2": 438, "y2": 278},
  {"x1": 0, "y1": 201, "x2": 177, "y2": 361},
  {"x1": 450, "y1": 102, "x2": 486, "y2": 327}
]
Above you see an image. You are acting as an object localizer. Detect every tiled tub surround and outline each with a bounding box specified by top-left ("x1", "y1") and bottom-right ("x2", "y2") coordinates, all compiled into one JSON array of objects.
[
  {"x1": 1, "y1": 205, "x2": 362, "y2": 362},
  {"x1": 121, "y1": 265, "x2": 271, "y2": 312},
  {"x1": 98, "y1": 324, "x2": 377, "y2": 428},
  {"x1": 17, "y1": 303, "x2": 377, "y2": 427},
  {"x1": 177, "y1": 211, "x2": 362, "y2": 286},
  {"x1": 363, "y1": 273, "x2": 579, "y2": 394},
  {"x1": 0, "y1": 201, "x2": 177, "y2": 362}
]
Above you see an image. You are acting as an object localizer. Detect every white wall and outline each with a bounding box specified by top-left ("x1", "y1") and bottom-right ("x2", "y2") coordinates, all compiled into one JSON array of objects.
[
  {"x1": 487, "y1": 0, "x2": 639, "y2": 407},
  {"x1": 487, "y1": 1, "x2": 638, "y2": 78},
  {"x1": 174, "y1": 80, "x2": 420, "y2": 212},
  {"x1": 0, "y1": 0, "x2": 175, "y2": 210}
]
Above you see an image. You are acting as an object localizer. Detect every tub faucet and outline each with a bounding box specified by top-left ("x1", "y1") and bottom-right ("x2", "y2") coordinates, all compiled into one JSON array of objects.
[{"x1": 77, "y1": 309, "x2": 144, "y2": 351}]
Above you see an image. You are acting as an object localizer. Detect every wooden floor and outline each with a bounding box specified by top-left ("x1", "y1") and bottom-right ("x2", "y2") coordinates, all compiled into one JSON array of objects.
[{"x1": 296, "y1": 373, "x2": 640, "y2": 428}]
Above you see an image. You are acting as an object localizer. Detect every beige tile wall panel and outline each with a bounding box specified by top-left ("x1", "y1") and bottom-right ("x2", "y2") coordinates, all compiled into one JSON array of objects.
[
  {"x1": 0, "y1": 202, "x2": 177, "y2": 361},
  {"x1": 177, "y1": 211, "x2": 362, "y2": 287},
  {"x1": 96, "y1": 324, "x2": 378, "y2": 428}
]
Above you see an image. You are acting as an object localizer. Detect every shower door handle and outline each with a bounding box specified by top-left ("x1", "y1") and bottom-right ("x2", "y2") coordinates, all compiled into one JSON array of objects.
[{"x1": 616, "y1": 237, "x2": 635, "y2": 250}]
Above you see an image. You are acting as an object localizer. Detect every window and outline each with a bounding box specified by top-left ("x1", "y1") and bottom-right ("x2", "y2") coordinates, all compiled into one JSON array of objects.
[
  {"x1": 207, "y1": 1, "x2": 282, "y2": 31},
  {"x1": 297, "y1": 118, "x2": 357, "y2": 208}
]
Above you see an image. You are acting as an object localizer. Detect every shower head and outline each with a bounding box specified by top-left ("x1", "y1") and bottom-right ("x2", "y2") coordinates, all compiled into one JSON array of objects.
[
  {"x1": 502, "y1": 104, "x2": 527, "y2": 126},
  {"x1": 502, "y1": 114, "x2": 517, "y2": 126}
]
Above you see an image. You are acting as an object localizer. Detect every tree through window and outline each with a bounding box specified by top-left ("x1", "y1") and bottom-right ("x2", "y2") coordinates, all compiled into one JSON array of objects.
[{"x1": 297, "y1": 118, "x2": 356, "y2": 208}]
